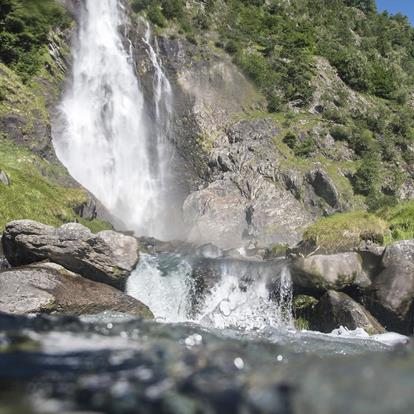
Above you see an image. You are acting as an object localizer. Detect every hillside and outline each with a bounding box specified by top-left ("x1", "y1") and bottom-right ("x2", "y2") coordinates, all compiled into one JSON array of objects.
[
  {"x1": 1, "y1": 0, "x2": 414, "y2": 247},
  {"x1": 129, "y1": 0, "x2": 414, "y2": 248}
]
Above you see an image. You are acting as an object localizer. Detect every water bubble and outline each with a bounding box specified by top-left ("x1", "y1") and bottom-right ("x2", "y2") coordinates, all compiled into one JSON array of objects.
[
  {"x1": 184, "y1": 334, "x2": 203, "y2": 348},
  {"x1": 276, "y1": 354, "x2": 283, "y2": 362},
  {"x1": 234, "y1": 357, "x2": 245, "y2": 370},
  {"x1": 106, "y1": 323, "x2": 113, "y2": 329}
]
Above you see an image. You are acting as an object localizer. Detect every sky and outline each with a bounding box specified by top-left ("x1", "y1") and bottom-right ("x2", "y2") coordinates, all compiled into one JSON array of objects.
[{"x1": 376, "y1": 0, "x2": 414, "y2": 25}]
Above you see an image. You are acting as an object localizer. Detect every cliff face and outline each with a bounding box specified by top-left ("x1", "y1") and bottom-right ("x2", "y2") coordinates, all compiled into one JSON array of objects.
[
  {"x1": 125, "y1": 0, "x2": 414, "y2": 248},
  {"x1": 128, "y1": 21, "x2": 364, "y2": 248}
]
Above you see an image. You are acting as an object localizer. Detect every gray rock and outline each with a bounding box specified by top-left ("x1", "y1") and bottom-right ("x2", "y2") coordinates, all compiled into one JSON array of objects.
[
  {"x1": 0, "y1": 170, "x2": 10, "y2": 186},
  {"x1": 368, "y1": 240, "x2": 414, "y2": 334},
  {"x1": 306, "y1": 168, "x2": 340, "y2": 209},
  {"x1": 0, "y1": 262, "x2": 153, "y2": 318},
  {"x1": 310, "y1": 290, "x2": 385, "y2": 334},
  {"x1": 2, "y1": 220, "x2": 140, "y2": 290},
  {"x1": 292, "y1": 252, "x2": 371, "y2": 292}
]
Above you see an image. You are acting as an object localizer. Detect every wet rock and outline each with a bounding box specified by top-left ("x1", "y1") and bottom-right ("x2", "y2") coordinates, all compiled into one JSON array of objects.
[
  {"x1": 291, "y1": 252, "x2": 371, "y2": 293},
  {"x1": 368, "y1": 240, "x2": 414, "y2": 334},
  {"x1": 310, "y1": 290, "x2": 385, "y2": 334},
  {"x1": 2, "y1": 220, "x2": 140, "y2": 289},
  {"x1": 0, "y1": 170, "x2": 10, "y2": 186},
  {"x1": 0, "y1": 262, "x2": 153, "y2": 318}
]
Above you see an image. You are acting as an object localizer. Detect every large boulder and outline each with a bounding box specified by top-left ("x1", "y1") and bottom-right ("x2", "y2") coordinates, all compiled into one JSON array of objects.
[
  {"x1": 2, "y1": 220, "x2": 140, "y2": 289},
  {"x1": 368, "y1": 240, "x2": 414, "y2": 334},
  {"x1": 0, "y1": 262, "x2": 153, "y2": 318},
  {"x1": 291, "y1": 252, "x2": 370, "y2": 292},
  {"x1": 310, "y1": 290, "x2": 385, "y2": 334}
]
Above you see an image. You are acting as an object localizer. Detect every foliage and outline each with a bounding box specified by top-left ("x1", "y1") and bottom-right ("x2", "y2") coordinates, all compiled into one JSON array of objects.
[
  {"x1": 303, "y1": 211, "x2": 388, "y2": 252},
  {"x1": 378, "y1": 201, "x2": 414, "y2": 243},
  {"x1": 0, "y1": 0, "x2": 70, "y2": 81}
]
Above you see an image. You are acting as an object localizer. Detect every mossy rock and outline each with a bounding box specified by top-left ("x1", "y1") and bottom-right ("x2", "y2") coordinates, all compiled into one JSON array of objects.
[{"x1": 303, "y1": 211, "x2": 388, "y2": 253}]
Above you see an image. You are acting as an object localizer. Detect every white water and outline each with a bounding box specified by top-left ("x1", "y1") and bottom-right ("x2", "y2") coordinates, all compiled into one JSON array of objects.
[
  {"x1": 127, "y1": 254, "x2": 294, "y2": 331},
  {"x1": 53, "y1": 0, "x2": 175, "y2": 240}
]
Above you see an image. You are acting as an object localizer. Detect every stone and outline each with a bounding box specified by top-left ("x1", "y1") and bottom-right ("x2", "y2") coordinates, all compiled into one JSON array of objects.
[
  {"x1": 310, "y1": 290, "x2": 385, "y2": 334},
  {"x1": 305, "y1": 168, "x2": 340, "y2": 209},
  {"x1": 2, "y1": 220, "x2": 140, "y2": 290},
  {"x1": 0, "y1": 262, "x2": 153, "y2": 318},
  {"x1": 367, "y1": 240, "x2": 414, "y2": 334},
  {"x1": 291, "y1": 252, "x2": 371, "y2": 292},
  {"x1": 0, "y1": 170, "x2": 10, "y2": 186}
]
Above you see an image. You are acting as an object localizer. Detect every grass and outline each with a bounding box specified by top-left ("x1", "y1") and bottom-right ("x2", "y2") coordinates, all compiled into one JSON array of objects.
[
  {"x1": 0, "y1": 139, "x2": 111, "y2": 233},
  {"x1": 378, "y1": 201, "x2": 414, "y2": 244},
  {"x1": 303, "y1": 211, "x2": 388, "y2": 252}
]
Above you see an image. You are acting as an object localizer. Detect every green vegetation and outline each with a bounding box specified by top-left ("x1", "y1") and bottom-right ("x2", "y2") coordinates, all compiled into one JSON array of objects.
[
  {"x1": 131, "y1": 0, "x2": 414, "y2": 213},
  {"x1": 303, "y1": 211, "x2": 388, "y2": 252},
  {"x1": 378, "y1": 201, "x2": 414, "y2": 244},
  {"x1": 0, "y1": 0, "x2": 71, "y2": 81},
  {"x1": 0, "y1": 139, "x2": 111, "y2": 232},
  {"x1": 293, "y1": 295, "x2": 318, "y2": 330},
  {"x1": 304, "y1": 201, "x2": 414, "y2": 251}
]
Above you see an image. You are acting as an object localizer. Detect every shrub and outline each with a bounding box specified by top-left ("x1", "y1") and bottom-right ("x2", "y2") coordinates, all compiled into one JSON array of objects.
[
  {"x1": 378, "y1": 201, "x2": 414, "y2": 243},
  {"x1": 147, "y1": 4, "x2": 166, "y2": 27}
]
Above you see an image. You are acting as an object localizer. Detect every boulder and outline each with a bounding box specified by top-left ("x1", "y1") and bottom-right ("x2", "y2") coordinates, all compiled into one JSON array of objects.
[
  {"x1": 310, "y1": 290, "x2": 385, "y2": 334},
  {"x1": 305, "y1": 169, "x2": 340, "y2": 209},
  {"x1": 0, "y1": 262, "x2": 153, "y2": 318},
  {"x1": 0, "y1": 170, "x2": 10, "y2": 186},
  {"x1": 2, "y1": 220, "x2": 140, "y2": 289},
  {"x1": 291, "y1": 252, "x2": 371, "y2": 292},
  {"x1": 368, "y1": 240, "x2": 414, "y2": 334}
]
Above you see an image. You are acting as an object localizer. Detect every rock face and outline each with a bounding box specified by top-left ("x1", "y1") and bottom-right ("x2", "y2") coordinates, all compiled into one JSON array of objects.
[
  {"x1": 0, "y1": 262, "x2": 152, "y2": 318},
  {"x1": 291, "y1": 252, "x2": 370, "y2": 292},
  {"x1": 2, "y1": 220, "x2": 140, "y2": 290},
  {"x1": 310, "y1": 290, "x2": 385, "y2": 334},
  {"x1": 182, "y1": 119, "x2": 313, "y2": 248},
  {"x1": 368, "y1": 240, "x2": 414, "y2": 334}
]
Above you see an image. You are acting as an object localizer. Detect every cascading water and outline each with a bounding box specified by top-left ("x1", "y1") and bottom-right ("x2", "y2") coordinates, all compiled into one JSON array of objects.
[
  {"x1": 127, "y1": 254, "x2": 294, "y2": 331},
  {"x1": 52, "y1": 0, "x2": 175, "y2": 240},
  {"x1": 52, "y1": 0, "x2": 296, "y2": 333}
]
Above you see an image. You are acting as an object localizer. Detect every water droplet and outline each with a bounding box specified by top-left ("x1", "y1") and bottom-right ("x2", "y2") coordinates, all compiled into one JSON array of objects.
[
  {"x1": 277, "y1": 354, "x2": 283, "y2": 362},
  {"x1": 234, "y1": 357, "x2": 244, "y2": 370}
]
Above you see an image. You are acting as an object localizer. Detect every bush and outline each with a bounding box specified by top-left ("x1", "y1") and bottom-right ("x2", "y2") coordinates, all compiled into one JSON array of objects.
[
  {"x1": 0, "y1": 0, "x2": 70, "y2": 80},
  {"x1": 378, "y1": 201, "x2": 414, "y2": 243},
  {"x1": 147, "y1": 4, "x2": 166, "y2": 27}
]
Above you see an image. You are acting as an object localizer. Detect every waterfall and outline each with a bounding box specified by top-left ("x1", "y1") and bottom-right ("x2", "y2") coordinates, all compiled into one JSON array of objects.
[{"x1": 52, "y1": 0, "x2": 175, "y2": 240}]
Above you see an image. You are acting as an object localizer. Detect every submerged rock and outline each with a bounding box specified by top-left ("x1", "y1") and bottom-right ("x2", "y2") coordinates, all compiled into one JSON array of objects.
[
  {"x1": 0, "y1": 262, "x2": 153, "y2": 318},
  {"x1": 2, "y1": 220, "x2": 140, "y2": 289},
  {"x1": 368, "y1": 240, "x2": 414, "y2": 334},
  {"x1": 310, "y1": 290, "x2": 385, "y2": 334},
  {"x1": 291, "y1": 252, "x2": 370, "y2": 292}
]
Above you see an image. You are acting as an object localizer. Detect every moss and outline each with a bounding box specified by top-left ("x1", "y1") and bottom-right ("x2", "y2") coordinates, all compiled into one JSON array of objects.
[
  {"x1": 295, "y1": 317, "x2": 311, "y2": 331},
  {"x1": 293, "y1": 295, "x2": 318, "y2": 331},
  {"x1": 303, "y1": 211, "x2": 388, "y2": 252},
  {"x1": 378, "y1": 201, "x2": 414, "y2": 244},
  {"x1": 293, "y1": 295, "x2": 319, "y2": 312}
]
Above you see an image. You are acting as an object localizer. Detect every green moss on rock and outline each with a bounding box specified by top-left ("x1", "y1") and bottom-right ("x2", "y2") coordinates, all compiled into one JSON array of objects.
[{"x1": 303, "y1": 211, "x2": 388, "y2": 252}]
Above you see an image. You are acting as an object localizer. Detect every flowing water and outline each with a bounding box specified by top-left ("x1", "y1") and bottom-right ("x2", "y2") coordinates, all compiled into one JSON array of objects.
[
  {"x1": 11, "y1": 0, "x2": 411, "y2": 412},
  {"x1": 52, "y1": 0, "x2": 176, "y2": 240}
]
